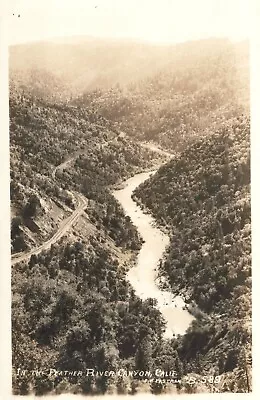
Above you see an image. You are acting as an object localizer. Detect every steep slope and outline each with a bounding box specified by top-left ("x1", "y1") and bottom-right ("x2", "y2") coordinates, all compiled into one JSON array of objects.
[
  {"x1": 10, "y1": 36, "x2": 251, "y2": 395},
  {"x1": 9, "y1": 38, "x2": 175, "y2": 101},
  {"x1": 12, "y1": 236, "x2": 167, "y2": 395},
  {"x1": 10, "y1": 85, "x2": 178, "y2": 396},
  {"x1": 76, "y1": 39, "x2": 249, "y2": 151},
  {"x1": 134, "y1": 115, "x2": 251, "y2": 391},
  {"x1": 10, "y1": 85, "x2": 164, "y2": 254}
]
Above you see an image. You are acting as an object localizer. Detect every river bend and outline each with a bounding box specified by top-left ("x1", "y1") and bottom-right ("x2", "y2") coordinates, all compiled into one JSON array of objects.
[{"x1": 113, "y1": 171, "x2": 194, "y2": 338}]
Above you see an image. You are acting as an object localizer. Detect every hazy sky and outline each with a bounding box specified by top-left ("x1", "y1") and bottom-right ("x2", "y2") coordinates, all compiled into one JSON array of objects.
[{"x1": 7, "y1": 0, "x2": 251, "y2": 45}]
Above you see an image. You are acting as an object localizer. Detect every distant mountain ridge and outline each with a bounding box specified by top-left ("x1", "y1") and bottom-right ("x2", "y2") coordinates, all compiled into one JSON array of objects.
[{"x1": 9, "y1": 37, "x2": 249, "y2": 100}]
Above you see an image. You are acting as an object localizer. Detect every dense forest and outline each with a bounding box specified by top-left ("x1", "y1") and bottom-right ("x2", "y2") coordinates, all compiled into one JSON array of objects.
[
  {"x1": 134, "y1": 115, "x2": 251, "y2": 391},
  {"x1": 10, "y1": 84, "x2": 164, "y2": 254},
  {"x1": 75, "y1": 39, "x2": 249, "y2": 151},
  {"x1": 10, "y1": 37, "x2": 251, "y2": 394},
  {"x1": 12, "y1": 237, "x2": 167, "y2": 395},
  {"x1": 9, "y1": 38, "x2": 177, "y2": 102}
]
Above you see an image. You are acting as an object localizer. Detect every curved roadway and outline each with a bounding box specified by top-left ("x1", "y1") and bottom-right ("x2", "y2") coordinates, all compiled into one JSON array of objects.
[
  {"x1": 11, "y1": 193, "x2": 88, "y2": 266},
  {"x1": 12, "y1": 138, "x2": 172, "y2": 266}
]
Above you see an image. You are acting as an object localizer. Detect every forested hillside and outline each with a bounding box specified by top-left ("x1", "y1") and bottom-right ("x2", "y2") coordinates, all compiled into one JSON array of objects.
[
  {"x1": 76, "y1": 39, "x2": 249, "y2": 151},
  {"x1": 9, "y1": 38, "x2": 174, "y2": 101},
  {"x1": 10, "y1": 85, "x2": 176, "y2": 396},
  {"x1": 10, "y1": 84, "x2": 164, "y2": 254},
  {"x1": 134, "y1": 115, "x2": 251, "y2": 391},
  {"x1": 12, "y1": 237, "x2": 167, "y2": 395},
  {"x1": 10, "y1": 36, "x2": 251, "y2": 395}
]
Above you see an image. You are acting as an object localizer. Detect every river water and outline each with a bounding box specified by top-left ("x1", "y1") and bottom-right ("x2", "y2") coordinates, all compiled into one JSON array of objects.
[{"x1": 113, "y1": 171, "x2": 194, "y2": 338}]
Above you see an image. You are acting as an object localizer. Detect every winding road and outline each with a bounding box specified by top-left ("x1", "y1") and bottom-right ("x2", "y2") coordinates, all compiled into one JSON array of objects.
[
  {"x1": 11, "y1": 139, "x2": 173, "y2": 267},
  {"x1": 11, "y1": 192, "x2": 88, "y2": 266},
  {"x1": 141, "y1": 142, "x2": 174, "y2": 159},
  {"x1": 51, "y1": 157, "x2": 76, "y2": 180}
]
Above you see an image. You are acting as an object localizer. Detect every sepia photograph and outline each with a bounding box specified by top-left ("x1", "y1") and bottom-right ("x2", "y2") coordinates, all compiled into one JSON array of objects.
[{"x1": 0, "y1": 0, "x2": 255, "y2": 397}]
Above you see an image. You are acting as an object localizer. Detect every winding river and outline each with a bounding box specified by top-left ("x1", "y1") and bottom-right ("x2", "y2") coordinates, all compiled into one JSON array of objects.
[{"x1": 113, "y1": 170, "x2": 194, "y2": 338}]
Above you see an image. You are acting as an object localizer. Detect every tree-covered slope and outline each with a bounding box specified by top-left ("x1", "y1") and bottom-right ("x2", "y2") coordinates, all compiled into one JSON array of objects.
[
  {"x1": 76, "y1": 39, "x2": 249, "y2": 151},
  {"x1": 12, "y1": 237, "x2": 167, "y2": 395},
  {"x1": 134, "y1": 115, "x2": 251, "y2": 390},
  {"x1": 10, "y1": 37, "x2": 251, "y2": 394},
  {"x1": 10, "y1": 85, "x2": 164, "y2": 254},
  {"x1": 9, "y1": 37, "x2": 176, "y2": 101}
]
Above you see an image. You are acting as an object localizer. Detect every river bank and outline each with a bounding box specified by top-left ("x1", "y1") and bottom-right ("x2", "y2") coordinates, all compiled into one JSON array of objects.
[{"x1": 113, "y1": 170, "x2": 194, "y2": 338}]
